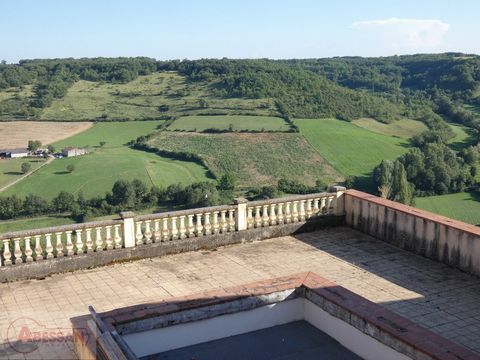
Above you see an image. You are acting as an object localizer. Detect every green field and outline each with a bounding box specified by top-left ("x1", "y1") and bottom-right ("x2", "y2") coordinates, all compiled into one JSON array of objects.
[
  {"x1": 0, "y1": 215, "x2": 76, "y2": 233},
  {"x1": 447, "y1": 123, "x2": 476, "y2": 150},
  {"x1": 168, "y1": 115, "x2": 290, "y2": 132},
  {"x1": 352, "y1": 118, "x2": 427, "y2": 138},
  {"x1": 3, "y1": 121, "x2": 211, "y2": 199},
  {"x1": 416, "y1": 192, "x2": 480, "y2": 225},
  {"x1": 40, "y1": 72, "x2": 276, "y2": 121},
  {"x1": 0, "y1": 158, "x2": 46, "y2": 188},
  {"x1": 295, "y1": 119, "x2": 409, "y2": 179},
  {"x1": 148, "y1": 132, "x2": 342, "y2": 187}
]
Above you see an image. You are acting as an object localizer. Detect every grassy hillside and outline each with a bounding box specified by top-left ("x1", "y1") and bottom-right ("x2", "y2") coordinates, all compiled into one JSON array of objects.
[
  {"x1": 0, "y1": 158, "x2": 46, "y2": 188},
  {"x1": 39, "y1": 72, "x2": 276, "y2": 121},
  {"x1": 168, "y1": 115, "x2": 290, "y2": 132},
  {"x1": 3, "y1": 121, "x2": 211, "y2": 199},
  {"x1": 415, "y1": 192, "x2": 480, "y2": 225},
  {"x1": 351, "y1": 118, "x2": 427, "y2": 138},
  {"x1": 295, "y1": 118, "x2": 409, "y2": 190},
  {"x1": 148, "y1": 132, "x2": 342, "y2": 187},
  {"x1": 447, "y1": 123, "x2": 476, "y2": 150}
]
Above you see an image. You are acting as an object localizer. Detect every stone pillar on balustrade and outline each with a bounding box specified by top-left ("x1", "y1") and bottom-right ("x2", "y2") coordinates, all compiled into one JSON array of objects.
[
  {"x1": 120, "y1": 211, "x2": 136, "y2": 248},
  {"x1": 234, "y1": 198, "x2": 248, "y2": 231},
  {"x1": 329, "y1": 186, "x2": 346, "y2": 216}
]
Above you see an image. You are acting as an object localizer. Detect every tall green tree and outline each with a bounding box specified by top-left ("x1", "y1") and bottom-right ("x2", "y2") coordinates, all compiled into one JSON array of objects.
[{"x1": 390, "y1": 161, "x2": 413, "y2": 205}]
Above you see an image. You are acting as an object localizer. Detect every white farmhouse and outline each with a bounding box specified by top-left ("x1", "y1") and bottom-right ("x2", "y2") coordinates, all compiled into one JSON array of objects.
[
  {"x1": 0, "y1": 148, "x2": 30, "y2": 158},
  {"x1": 62, "y1": 147, "x2": 87, "y2": 157}
]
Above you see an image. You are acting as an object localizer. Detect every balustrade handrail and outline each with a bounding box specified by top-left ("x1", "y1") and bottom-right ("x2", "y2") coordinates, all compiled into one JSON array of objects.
[
  {"x1": 135, "y1": 204, "x2": 237, "y2": 221},
  {"x1": 0, "y1": 218, "x2": 123, "y2": 241},
  {"x1": 0, "y1": 188, "x2": 347, "y2": 268},
  {"x1": 248, "y1": 192, "x2": 335, "y2": 207}
]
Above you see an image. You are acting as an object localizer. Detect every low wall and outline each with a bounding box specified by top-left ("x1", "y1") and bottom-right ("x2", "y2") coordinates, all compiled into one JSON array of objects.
[
  {"x1": 345, "y1": 189, "x2": 480, "y2": 276},
  {"x1": 0, "y1": 215, "x2": 343, "y2": 282}
]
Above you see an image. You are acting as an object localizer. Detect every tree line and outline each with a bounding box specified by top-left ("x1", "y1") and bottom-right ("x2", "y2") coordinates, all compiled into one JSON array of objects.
[{"x1": 373, "y1": 127, "x2": 479, "y2": 204}]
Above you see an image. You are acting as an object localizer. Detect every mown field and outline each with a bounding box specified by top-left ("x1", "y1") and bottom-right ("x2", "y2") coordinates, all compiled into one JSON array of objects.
[
  {"x1": 3, "y1": 121, "x2": 211, "y2": 200},
  {"x1": 0, "y1": 121, "x2": 92, "y2": 148},
  {"x1": 40, "y1": 72, "x2": 276, "y2": 121},
  {"x1": 295, "y1": 119, "x2": 409, "y2": 184},
  {"x1": 148, "y1": 132, "x2": 342, "y2": 188},
  {"x1": 168, "y1": 115, "x2": 290, "y2": 132},
  {"x1": 0, "y1": 158, "x2": 46, "y2": 188},
  {"x1": 0, "y1": 215, "x2": 76, "y2": 233},
  {"x1": 415, "y1": 192, "x2": 480, "y2": 225},
  {"x1": 351, "y1": 118, "x2": 427, "y2": 138}
]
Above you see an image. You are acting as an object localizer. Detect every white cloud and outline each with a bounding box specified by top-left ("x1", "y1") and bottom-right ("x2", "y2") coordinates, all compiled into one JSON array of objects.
[{"x1": 351, "y1": 18, "x2": 450, "y2": 52}]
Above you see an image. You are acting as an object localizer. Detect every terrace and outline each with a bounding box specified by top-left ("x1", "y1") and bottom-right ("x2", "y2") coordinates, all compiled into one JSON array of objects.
[{"x1": 1, "y1": 188, "x2": 480, "y2": 359}]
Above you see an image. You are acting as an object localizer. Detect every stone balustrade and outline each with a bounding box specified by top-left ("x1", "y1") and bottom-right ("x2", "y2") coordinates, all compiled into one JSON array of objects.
[
  {"x1": 0, "y1": 220, "x2": 123, "y2": 266},
  {"x1": 0, "y1": 190, "x2": 343, "y2": 268}
]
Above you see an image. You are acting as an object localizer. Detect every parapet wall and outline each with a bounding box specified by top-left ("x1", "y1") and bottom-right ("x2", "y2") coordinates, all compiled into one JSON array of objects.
[{"x1": 345, "y1": 189, "x2": 480, "y2": 276}]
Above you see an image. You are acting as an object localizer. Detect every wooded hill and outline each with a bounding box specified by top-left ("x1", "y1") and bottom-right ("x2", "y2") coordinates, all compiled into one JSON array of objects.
[{"x1": 1, "y1": 53, "x2": 480, "y2": 128}]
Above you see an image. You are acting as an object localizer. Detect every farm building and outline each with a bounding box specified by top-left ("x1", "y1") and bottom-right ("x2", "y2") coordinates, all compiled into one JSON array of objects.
[
  {"x1": 0, "y1": 148, "x2": 30, "y2": 158},
  {"x1": 61, "y1": 147, "x2": 87, "y2": 157}
]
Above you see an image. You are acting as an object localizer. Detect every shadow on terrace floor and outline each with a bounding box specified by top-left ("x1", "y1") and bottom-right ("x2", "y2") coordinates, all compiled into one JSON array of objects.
[{"x1": 293, "y1": 225, "x2": 480, "y2": 352}]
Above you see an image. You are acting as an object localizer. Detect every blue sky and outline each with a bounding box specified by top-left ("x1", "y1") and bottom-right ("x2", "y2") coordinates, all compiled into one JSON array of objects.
[{"x1": 1, "y1": 0, "x2": 478, "y2": 63}]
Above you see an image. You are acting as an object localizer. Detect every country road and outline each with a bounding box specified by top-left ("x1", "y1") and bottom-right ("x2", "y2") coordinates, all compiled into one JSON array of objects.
[{"x1": 0, "y1": 157, "x2": 54, "y2": 193}]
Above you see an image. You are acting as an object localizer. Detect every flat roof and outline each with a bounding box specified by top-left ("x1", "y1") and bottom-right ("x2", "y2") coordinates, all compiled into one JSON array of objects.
[
  {"x1": 150, "y1": 321, "x2": 361, "y2": 360},
  {"x1": 2, "y1": 227, "x2": 480, "y2": 359}
]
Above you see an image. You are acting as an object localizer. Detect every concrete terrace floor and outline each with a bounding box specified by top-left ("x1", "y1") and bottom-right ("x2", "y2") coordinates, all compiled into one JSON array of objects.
[{"x1": 1, "y1": 226, "x2": 480, "y2": 359}]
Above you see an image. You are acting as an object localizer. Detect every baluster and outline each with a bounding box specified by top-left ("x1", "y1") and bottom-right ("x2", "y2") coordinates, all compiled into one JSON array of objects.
[
  {"x1": 262, "y1": 205, "x2": 269, "y2": 226},
  {"x1": 228, "y1": 209, "x2": 235, "y2": 231},
  {"x1": 299, "y1": 200, "x2": 306, "y2": 221},
  {"x1": 45, "y1": 233, "x2": 54, "y2": 259},
  {"x1": 135, "y1": 221, "x2": 144, "y2": 246},
  {"x1": 254, "y1": 206, "x2": 262, "y2": 228},
  {"x1": 247, "y1": 207, "x2": 254, "y2": 229},
  {"x1": 285, "y1": 202, "x2": 292, "y2": 223},
  {"x1": 14, "y1": 238, "x2": 23, "y2": 264},
  {"x1": 269, "y1": 204, "x2": 277, "y2": 225},
  {"x1": 105, "y1": 226, "x2": 113, "y2": 250},
  {"x1": 171, "y1": 217, "x2": 178, "y2": 240},
  {"x1": 24, "y1": 236, "x2": 33, "y2": 262},
  {"x1": 203, "y1": 213, "x2": 212, "y2": 235},
  {"x1": 292, "y1": 201, "x2": 299, "y2": 222},
  {"x1": 179, "y1": 216, "x2": 187, "y2": 239},
  {"x1": 277, "y1": 203, "x2": 284, "y2": 224},
  {"x1": 95, "y1": 227, "x2": 103, "y2": 251},
  {"x1": 195, "y1": 213, "x2": 204, "y2": 236},
  {"x1": 55, "y1": 232, "x2": 64, "y2": 257},
  {"x1": 306, "y1": 199, "x2": 313, "y2": 218},
  {"x1": 144, "y1": 220, "x2": 152, "y2": 244},
  {"x1": 2, "y1": 239, "x2": 12, "y2": 265},
  {"x1": 85, "y1": 228, "x2": 94, "y2": 253},
  {"x1": 34, "y1": 235, "x2": 43, "y2": 261},
  {"x1": 321, "y1": 197, "x2": 327, "y2": 214},
  {"x1": 153, "y1": 219, "x2": 161, "y2": 242},
  {"x1": 76, "y1": 229, "x2": 84, "y2": 254},
  {"x1": 187, "y1": 215, "x2": 195, "y2": 237},
  {"x1": 220, "y1": 210, "x2": 228, "y2": 233},
  {"x1": 162, "y1": 218, "x2": 169, "y2": 241},
  {"x1": 328, "y1": 196, "x2": 335, "y2": 214},
  {"x1": 113, "y1": 225, "x2": 122, "y2": 248},
  {"x1": 313, "y1": 198, "x2": 320, "y2": 215},
  {"x1": 212, "y1": 212, "x2": 220, "y2": 234},
  {"x1": 66, "y1": 231, "x2": 74, "y2": 256}
]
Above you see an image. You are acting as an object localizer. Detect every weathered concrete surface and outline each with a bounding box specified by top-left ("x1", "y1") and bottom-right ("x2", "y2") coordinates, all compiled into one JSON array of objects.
[
  {"x1": 1, "y1": 227, "x2": 480, "y2": 359},
  {"x1": 0, "y1": 216, "x2": 342, "y2": 283},
  {"x1": 345, "y1": 190, "x2": 480, "y2": 276}
]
